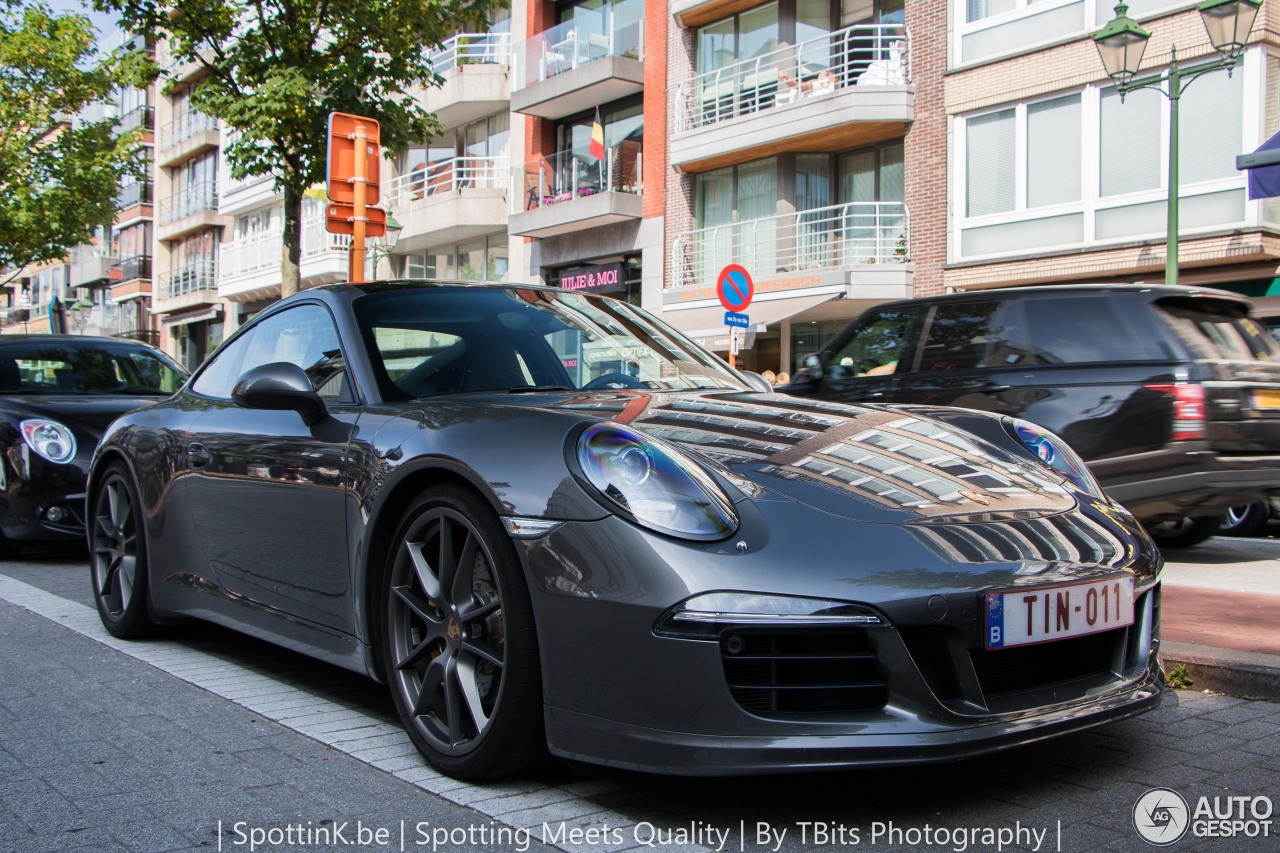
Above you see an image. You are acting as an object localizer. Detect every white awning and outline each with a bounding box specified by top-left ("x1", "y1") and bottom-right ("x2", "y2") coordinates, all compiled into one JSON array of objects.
[
  {"x1": 161, "y1": 308, "x2": 222, "y2": 327},
  {"x1": 660, "y1": 293, "x2": 839, "y2": 350}
]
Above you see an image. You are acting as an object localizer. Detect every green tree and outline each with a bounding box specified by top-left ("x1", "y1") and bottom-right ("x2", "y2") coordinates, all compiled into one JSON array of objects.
[
  {"x1": 0, "y1": 2, "x2": 148, "y2": 283},
  {"x1": 99, "y1": 0, "x2": 500, "y2": 298}
]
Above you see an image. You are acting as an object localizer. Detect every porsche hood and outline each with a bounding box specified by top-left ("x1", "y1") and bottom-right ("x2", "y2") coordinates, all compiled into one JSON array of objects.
[{"x1": 530, "y1": 389, "x2": 1080, "y2": 525}]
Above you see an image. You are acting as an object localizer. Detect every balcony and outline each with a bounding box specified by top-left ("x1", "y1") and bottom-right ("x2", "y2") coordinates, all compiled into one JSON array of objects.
[
  {"x1": 69, "y1": 246, "x2": 119, "y2": 288},
  {"x1": 157, "y1": 111, "x2": 218, "y2": 167},
  {"x1": 509, "y1": 145, "x2": 642, "y2": 239},
  {"x1": 115, "y1": 180, "x2": 153, "y2": 214},
  {"x1": 116, "y1": 104, "x2": 155, "y2": 135},
  {"x1": 69, "y1": 303, "x2": 120, "y2": 338},
  {"x1": 219, "y1": 212, "x2": 353, "y2": 301},
  {"x1": 385, "y1": 156, "x2": 511, "y2": 249},
  {"x1": 511, "y1": 0, "x2": 644, "y2": 120},
  {"x1": 420, "y1": 33, "x2": 513, "y2": 130},
  {"x1": 111, "y1": 254, "x2": 152, "y2": 284},
  {"x1": 157, "y1": 180, "x2": 220, "y2": 241},
  {"x1": 669, "y1": 201, "x2": 911, "y2": 295},
  {"x1": 157, "y1": 260, "x2": 219, "y2": 312},
  {"x1": 671, "y1": 24, "x2": 911, "y2": 172},
  {"x1": 156, "y1": 42, "x2": 215, "y2": 85}
]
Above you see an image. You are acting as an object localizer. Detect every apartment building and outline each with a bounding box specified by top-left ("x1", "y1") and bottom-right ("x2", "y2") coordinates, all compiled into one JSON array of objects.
[
  {"x1": 941, "y1": 0, "x2": 1279, "y2": 301},
  {"x1": 37, "y1": 2, "x2": 1273, "y2": 379}
]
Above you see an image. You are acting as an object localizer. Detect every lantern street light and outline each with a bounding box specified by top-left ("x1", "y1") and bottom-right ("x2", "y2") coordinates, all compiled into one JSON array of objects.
[
  {"x1": 366, "y1": 213, "x2": 403, "y2": 278},
  {"x1": 1093, "y1": 0, "x2": 1261, "y2": 287}
]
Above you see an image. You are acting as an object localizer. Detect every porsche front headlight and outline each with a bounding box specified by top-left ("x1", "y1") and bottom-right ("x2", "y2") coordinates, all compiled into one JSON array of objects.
[
  {"x1": 1005, "y1": 418, "x2": 1104, "y2": 498},
  {"x1": 20, "y1": 419, "x2": 77, "y2": 464},
  {"x1": 576, "y1": 422, "x2": 738, "y2": 540}
]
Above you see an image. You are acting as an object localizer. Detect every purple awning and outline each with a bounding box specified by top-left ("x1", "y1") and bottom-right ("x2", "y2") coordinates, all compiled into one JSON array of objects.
[{"x1": 1244, "y1": 130, "x2": 1280, "y2": 200}]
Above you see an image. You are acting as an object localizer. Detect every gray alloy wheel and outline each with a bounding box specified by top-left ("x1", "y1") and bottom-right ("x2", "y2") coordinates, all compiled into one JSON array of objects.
[
  {"x1": 91, "y1": 462, "x2": 157, "y2": 638},
  {"x1": 383, "y1": 486, "x2": 544, "y2": 780},
  {"x1": 1219, "y1": 503, "x2": 1268, "y2": 537}
]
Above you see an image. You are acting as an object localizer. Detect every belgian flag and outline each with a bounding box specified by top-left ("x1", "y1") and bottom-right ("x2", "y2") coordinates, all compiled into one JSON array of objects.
[{"x1": 589, "y1": 107, "x2": 605, "y2": 160}]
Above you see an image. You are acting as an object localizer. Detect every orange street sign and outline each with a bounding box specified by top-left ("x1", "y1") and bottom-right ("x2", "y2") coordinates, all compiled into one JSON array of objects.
[
  {"x1": 325, "y1": 204, "x2": 387, "y2": 237},
  {"x1": 327, "y1": 112, "x2": 381, "y2": 205}
]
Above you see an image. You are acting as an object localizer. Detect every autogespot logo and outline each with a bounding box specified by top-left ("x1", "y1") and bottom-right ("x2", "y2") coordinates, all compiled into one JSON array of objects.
[{"x1": 1134, "y1": 788, "x2": 1190, "y2": 845}]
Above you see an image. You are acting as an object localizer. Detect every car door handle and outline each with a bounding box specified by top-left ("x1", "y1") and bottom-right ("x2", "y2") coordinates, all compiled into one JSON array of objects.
[
  {"x1": 187, "y1": 442, "x2": 211, "y2": 470},
  {"x1": 981, "y1": 381, "x2": 1011, "y2": 393}
]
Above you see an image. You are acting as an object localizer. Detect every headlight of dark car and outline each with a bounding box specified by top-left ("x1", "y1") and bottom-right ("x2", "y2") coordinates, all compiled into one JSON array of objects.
[
  {"x1": 20, "y1": 419, "x2": 78, "y2": 464},
  {"x1": 1005, "y1": 418, "x2": 1104, "y2": 499},
  {"x1": 576, "y1": 422, "x2": 739, "y2": 540},
  {"x1": 654, "y1": 592, "x2": 885, "y2": 639}
]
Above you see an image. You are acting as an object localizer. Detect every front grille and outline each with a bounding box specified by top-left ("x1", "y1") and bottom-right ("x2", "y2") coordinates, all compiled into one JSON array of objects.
[
  {"x1": 720, "y1": 627, "x2": 887, "y2": 715},
  {"x1": 969, "y1": 629, "x2": 1121, "y2": 696}
]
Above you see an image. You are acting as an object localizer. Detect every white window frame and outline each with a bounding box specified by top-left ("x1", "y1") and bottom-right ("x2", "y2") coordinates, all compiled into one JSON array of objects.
[
  {"x1": 949, "y1": 48, "x2": 1260, "y2": 264},
  {"x1": 951, "y1": 0, "x2": 1200, "y2": 71}
]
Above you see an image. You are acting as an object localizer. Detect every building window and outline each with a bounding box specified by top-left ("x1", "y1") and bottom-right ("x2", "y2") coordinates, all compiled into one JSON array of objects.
[
  {"x1": 955, "y1": 66, "x2": 1247, "y2": 261},
  {"x1": 405, "y1": 234, "x2": 508, "y2": 281}
]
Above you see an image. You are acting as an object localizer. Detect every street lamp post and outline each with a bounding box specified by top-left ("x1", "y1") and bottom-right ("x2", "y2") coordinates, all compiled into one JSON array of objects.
[
  {"x1": 1093, "y1": 0, "x2": 1261, "y2": 287},
  {"x1": 365, "y1": 214, "x2": 403, "y2": 279}
]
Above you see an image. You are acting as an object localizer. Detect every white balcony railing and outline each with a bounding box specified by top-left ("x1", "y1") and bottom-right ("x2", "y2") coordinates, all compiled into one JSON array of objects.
[
  {"x1": 159, "y1": 180, "x2": 219, "y2": 224},
  {"x1": 515, "y1": 0, "x2": 643, "y2": 86},
  {"x1": 384, "y1": 156, "x2": 511, "y2": 208},
  {"x1": 159, "y1": 260, "x2": 219, "y2": 299},
  {"x1": 520, "y1": 144, "x2": 642, "y2": 210},
  {"x1": 220, "y1": 210, "x2": 352, "y2": 281},
  {"x1": 157, "y1": 110, "x2": 218, "y2": 150},
  {"x1": 670, "y1": 201, "x2": 909, "y2": 290},
  {"x1": 428, "y1": 32, "x2": 512, "y2": 75},
  {"x1": 674, "y1": 24, "x2": 909, "y2": 134}
]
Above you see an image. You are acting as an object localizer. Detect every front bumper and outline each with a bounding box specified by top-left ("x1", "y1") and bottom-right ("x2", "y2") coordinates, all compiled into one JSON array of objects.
[
  {"x1": 546, "y1": 669, "x2": 1163, "y2": 775},
  {"x1": 517, "y1": 497, "x2": 1163, "y2": 775},
  {"x1": 0, "y1": 444, "x2": 91, "y2": 542}
]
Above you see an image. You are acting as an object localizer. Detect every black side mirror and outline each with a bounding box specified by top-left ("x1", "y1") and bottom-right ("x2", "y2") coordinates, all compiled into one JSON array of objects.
[
  {"x1": 800, "y1": 354, "x2": 824, "y2": 382},
  {"x1": 232, "y1": 362, "x2": 327, "y2": 426}
]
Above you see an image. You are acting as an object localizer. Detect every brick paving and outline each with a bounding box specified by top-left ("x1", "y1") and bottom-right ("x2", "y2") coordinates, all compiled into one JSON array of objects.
[{"x1": 1, "y1": 551, "x2": 1279, "y2": 852}]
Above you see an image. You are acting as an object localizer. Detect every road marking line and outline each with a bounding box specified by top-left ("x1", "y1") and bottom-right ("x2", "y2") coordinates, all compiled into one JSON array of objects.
[{"x1": 0, "y1": 575, "x2": 682, "y2": 853}]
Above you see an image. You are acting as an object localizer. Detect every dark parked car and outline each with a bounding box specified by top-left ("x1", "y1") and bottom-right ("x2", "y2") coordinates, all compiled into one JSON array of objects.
[
  {"x1": 90, "y1": 281, "x2": 1162, "y2": 780},
  {"x1": 0, "y1": 335, "x2": 186, "y2": 556},
  {"x1": 785, "y1": 285, "x2": 1280, "y2": 548}
]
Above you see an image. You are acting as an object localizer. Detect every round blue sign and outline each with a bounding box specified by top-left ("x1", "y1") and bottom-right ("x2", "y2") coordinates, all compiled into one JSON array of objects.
[{"x1": 716, "y1": 264, "x2": 754, "y2": 312}]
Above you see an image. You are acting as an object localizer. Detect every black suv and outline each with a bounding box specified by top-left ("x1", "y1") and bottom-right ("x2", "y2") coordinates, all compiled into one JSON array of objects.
[{"x1": 784, "y1": 284, "x2": 1280, "y2": 547}]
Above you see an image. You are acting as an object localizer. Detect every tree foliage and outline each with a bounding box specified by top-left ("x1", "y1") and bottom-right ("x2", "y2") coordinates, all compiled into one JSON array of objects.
[
  {"x1": 0, "y1": 2, "x2": 149, "y2": 280},
  {"x1": 98, "y1": 0, "x2": 501, "y2": 297}
]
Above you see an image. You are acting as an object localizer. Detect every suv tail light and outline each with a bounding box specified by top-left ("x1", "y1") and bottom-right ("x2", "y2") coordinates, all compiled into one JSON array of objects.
[{"x1": 1144, "y1": 383, "x2": 1205, "y2": 440}]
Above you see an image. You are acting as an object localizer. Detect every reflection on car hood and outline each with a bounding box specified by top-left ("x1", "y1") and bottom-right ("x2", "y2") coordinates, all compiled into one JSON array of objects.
[
  {"x1": 525, "y1": 389, "x2": 1079, "y2": 524},
  {"x1": 0, "y1": 394, "x2": 163, "y2": 435}
]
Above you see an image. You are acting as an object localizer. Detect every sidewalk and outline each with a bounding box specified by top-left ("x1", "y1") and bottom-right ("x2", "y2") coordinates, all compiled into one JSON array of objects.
[{"x1": 1158, "y1": 533, "x2": 1280, "y2": 701}]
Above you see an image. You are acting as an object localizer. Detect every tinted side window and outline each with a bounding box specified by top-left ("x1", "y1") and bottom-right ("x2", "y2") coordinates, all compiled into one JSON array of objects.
[
  {"x1": 192, "y1": 328, "x2": 256, "y2": 399},
  {"x1": 1022, "y1": 296, "x2": 1163, "y2": 364},
  {"x1": 917, "y1": 301, "x2": 1021, "y2": 372},
  {"x1": 240, "y1": 305, "x2": 351, "y2": 402},
  {"x1": 192, "y1": 305, "x2": 352, "y2": 401},
  {"x1": 826, "y1": 308, "x2": 917, "y2": 378}
]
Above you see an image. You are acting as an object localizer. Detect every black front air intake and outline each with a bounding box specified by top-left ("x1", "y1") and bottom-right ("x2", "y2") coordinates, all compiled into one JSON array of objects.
[{"x1": 720, "y1": 627, "x2": 887, "y2": 716}]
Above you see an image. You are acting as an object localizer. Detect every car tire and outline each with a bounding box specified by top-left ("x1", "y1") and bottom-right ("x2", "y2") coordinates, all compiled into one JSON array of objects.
[
  {"x1": 1218, "y1": 503, "x2": 1269, "y2": 537},
  {"x1": 0, "y1": 529, "x2": 21, "y2": 560},
  {"x1": 382, "y1": 485, "x2": 545, "y2": 781},
  {"x1": 1144, "y1": 515, "x2": 1223, "y2": 549},
  {"x1": 90, "y1": 462, "x2": 158, "y2": 638}
]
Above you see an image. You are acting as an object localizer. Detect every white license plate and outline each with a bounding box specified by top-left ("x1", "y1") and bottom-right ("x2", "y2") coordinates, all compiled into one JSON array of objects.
[{"x1": 985, "y1": 576, "x2": 1135, "y2": 650}]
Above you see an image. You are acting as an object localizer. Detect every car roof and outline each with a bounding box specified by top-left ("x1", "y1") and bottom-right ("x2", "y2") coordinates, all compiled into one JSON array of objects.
[{"x1": 880, "y1": 283, "x2": 1251, "y2": 308}]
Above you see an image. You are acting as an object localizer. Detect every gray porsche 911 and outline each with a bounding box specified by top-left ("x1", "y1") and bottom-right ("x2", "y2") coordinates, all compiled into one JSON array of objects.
[{"x1": 89, "y1": 281, "x2": 1163, "y2": 780}]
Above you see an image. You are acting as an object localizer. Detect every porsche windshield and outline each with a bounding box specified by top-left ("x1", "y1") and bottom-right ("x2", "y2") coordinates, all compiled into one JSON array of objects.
[
  {"x1": 355, "y1": 285, "x2": 751, "y2": 399},
  {"x1": 0, "y1": 340, "x2": 186, "y2": 395}
]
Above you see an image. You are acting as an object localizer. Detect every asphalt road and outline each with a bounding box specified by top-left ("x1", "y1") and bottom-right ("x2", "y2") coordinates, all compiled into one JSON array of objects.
[{"x1": 0, "y1": 540, "x2": 1277, "y2": 853}]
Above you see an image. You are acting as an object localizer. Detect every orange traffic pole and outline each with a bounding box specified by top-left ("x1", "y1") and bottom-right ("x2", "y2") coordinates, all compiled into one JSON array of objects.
[{"x1": 348, "y1": 124, "x2": 369, "y2": 283}]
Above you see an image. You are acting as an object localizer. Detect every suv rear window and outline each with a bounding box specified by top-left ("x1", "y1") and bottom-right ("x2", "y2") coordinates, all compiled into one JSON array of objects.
[{"x1": 1158, "y1": 305, "x2": 1277, "y2": 362}]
